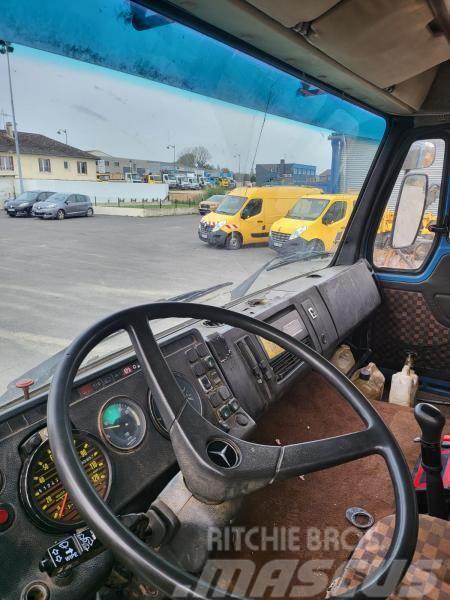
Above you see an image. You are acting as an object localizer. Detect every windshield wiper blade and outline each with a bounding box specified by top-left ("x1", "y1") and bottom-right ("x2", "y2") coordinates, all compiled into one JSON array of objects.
[
  {"x1": 266, "y1": 250, "x2": 331, "y2": 271},
  {"x1": 230, "y1": 250, "x2": 331, "y2": 300},
  {"x1": 168, "y1": 281, "x2": 233, "y2": 303}
]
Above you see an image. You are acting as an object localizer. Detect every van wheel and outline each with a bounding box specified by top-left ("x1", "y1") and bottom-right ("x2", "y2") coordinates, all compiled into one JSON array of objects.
[
  {"x1": 86, "y1": 207, "x2": 94, "y2": 217},
  {"x1": 56, "y1": 209, "x2": 65, "y2": 220},
  {"x1": 308, "y1": 239, "x2": 325, "y2": 253},
  {"x1": 226, "y1": 232, "x2": 242, "y2": 250}
]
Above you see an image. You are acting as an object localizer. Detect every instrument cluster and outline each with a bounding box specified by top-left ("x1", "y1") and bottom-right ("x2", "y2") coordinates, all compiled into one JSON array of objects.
[{"x1": 19, "y1": 341, "x2": 217, "y2": 532}]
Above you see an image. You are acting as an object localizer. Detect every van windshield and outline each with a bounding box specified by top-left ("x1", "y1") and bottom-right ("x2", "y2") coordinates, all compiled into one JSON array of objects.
[
  {"x1": 287, "y1": 198, "x2": 330, "y2": 220},
  {"x1": 216, "y1": 196, "x2": 247, "y2": 215}
]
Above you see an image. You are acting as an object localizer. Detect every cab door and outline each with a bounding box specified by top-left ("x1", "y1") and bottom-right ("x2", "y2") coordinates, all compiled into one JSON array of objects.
[
  {"x1": 240, "y1": 198, "x2": 265, "y2": 243},
  {"x1": 321, "y1": 201, "x2": 348, "y2": 250},
  {"x1": 369, "y1": 136, "x2": 450, "y2": 387}
]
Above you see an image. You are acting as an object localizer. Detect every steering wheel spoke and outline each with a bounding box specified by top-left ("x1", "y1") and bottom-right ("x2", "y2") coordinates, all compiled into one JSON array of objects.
[
  {"x1": 277, "y1": 427, "x2": 380, "y2": 480},
  {"x1": 127, "y1": 309, "x2": 186, "y2": 432}
]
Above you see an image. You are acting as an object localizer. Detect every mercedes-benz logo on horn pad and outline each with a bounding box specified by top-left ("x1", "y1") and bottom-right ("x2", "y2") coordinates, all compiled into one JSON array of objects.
[{"x1": 206, "y1": 439, "x2": 240, "y2": 469}]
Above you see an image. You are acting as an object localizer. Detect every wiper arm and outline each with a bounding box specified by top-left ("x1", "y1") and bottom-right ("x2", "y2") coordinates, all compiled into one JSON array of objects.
[
  {"x1": 168, "y1": 281, "x2": 233, "y2": 303},
  {"x1": 230, "y1": 250, "x2": 331, "y2": 300},
  {"x1": 266, "y1": 250, "x2": 331, "y2": 271}
]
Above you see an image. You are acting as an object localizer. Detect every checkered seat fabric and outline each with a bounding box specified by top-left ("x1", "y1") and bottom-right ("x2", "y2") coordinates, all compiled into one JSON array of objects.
[{"x1": 327, "y1": 514, "x2": 450, "y2": 599}]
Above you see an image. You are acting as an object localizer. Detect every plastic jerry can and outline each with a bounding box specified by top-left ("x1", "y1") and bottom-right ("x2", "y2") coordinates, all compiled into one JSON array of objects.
[
  {"x1": 351, "y1": 363, "x2": 385, "y2": 402},
  {"x1": 389, "y1": 365, "x2": 419, "y2": 407},
  {"x1": 331, "y1": 344, "x2": 355, "y2": 374}
]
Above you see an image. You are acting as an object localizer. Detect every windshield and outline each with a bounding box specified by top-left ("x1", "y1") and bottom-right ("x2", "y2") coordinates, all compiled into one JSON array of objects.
[
  {"x1": 0, "y1": 1, "x2": 385, "y2": 402},
  {"x1": 215, "y1": 196, "x2": 247, "y2": 215},
  {"x1": 14, "y1": 191, "x2": 37, "y2": 201},
  {"x1": 287, "y1": 197, "x2": 330, "y2": 220},
  {"x1": 41, "y1": 193, "x2": 66, "y2": 202}
]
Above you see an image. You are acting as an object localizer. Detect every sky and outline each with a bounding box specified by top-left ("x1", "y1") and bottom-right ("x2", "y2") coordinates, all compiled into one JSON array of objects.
[{"x1": 0, "y1": 44, "x2": 332, "y2": 174}]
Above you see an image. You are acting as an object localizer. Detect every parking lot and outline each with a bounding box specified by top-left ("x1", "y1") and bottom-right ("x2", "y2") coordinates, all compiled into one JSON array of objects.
[{"x1": 1, "y1": 210, "x2": 329, "y2": 396}]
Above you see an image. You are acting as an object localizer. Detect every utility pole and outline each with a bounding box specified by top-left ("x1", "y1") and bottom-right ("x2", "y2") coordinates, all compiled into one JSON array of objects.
[
  {"x1": 0, "y1": 40, "x2": 24, "y2": 194},
  {"x1": 166, "y1": 144, "x2": 176, "y2": 170},
  {"x1": 234, "y1": 153, "x2": 241, "y2": 182},
  {"x1": 57, "y1": 128, "x2": 68, "y2": 144}
]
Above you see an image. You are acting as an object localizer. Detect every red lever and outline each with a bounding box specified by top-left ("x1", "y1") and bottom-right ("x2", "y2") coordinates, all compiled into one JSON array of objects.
[{"x1": 15, "y1": 378, "x2": 34, "y2": 400}]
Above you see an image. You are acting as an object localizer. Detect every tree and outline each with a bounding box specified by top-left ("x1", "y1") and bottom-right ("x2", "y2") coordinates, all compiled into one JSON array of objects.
[
  {"x1": 177, "y1": 145, "x2": 212, "y2": 168},
  {"x1": 177, "y1": 152, "x2": 196, "y2": 168}
]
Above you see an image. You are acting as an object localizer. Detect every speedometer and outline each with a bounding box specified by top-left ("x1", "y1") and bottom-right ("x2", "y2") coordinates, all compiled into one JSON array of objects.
[
  {"x1": 21, "y1": 433, "x2": 111, "y2": 532},
  {"x1": 148, "y1": 373, "x2": 202, "y2": 438}
]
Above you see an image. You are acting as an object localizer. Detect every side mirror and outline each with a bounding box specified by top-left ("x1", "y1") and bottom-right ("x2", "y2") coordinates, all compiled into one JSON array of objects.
[
  {"x1": 241, "y1": 207, "x2": 251, "y2": 220},
  {"x1": 392, "y1": 173, "x2": 428, "y2": 249},
  {"x1": 65, "y1": 199, "x2": 70, "y2": 205},
  {"x1": 322, "y1": 213, "x2": 332, "y2": 225}
]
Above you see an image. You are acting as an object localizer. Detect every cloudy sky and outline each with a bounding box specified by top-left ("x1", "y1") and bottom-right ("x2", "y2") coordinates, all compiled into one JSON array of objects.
[{"x1": 0, "y1": 44, "x2": 332, "y2": 174}]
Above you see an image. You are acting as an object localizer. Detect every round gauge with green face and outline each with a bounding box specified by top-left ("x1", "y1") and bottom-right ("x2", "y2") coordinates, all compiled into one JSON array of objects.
[{"x1": 100, "y1": 397, "x2": 146, "y2": 450}]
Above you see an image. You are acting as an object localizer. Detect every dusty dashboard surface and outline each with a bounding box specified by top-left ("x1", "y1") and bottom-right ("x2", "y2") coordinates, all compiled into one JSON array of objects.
[{"x1": 0, "y1": 260, "x2": 380, "y2": 599}]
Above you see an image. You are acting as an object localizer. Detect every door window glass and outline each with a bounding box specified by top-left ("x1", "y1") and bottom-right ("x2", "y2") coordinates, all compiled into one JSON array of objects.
[
  {"x1": 323, "y1": 201, "x2": 346, "y2": 224},
  {"x1": 242, "y1": 199, "x2": 262, "y2": 218},
  {"x1": 373, "y1": 138, "x2": 444, "y2": 270}
]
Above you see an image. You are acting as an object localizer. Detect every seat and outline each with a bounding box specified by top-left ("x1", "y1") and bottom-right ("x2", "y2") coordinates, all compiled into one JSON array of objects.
[{"x1": 327, "y1": 514, "x2": 450, "y2": 599}]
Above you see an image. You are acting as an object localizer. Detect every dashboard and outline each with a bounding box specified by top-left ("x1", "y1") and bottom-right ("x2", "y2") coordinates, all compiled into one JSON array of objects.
[{"x1": 0, "y1": 260, "x2": 380, "y2": 599}]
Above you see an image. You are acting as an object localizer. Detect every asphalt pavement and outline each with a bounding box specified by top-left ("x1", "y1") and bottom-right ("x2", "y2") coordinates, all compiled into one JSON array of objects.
[{"x1": 0, "y1": 211, "x2": 276, "y2": 394}]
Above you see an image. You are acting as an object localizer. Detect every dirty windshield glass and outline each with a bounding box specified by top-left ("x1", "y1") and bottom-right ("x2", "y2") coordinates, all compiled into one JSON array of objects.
[
  {"x1": 288, "y1": 198, "x2": 330, "y2": 220},
  {"x1": 0, "y1": 1, "x2": 385, "y2": 401},
  {"x1": 216, "y1": 196, "x2": 247, "y2": 215}
]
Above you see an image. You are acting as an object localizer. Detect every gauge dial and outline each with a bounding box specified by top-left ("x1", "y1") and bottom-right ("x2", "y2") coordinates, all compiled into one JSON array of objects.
[
  {"x1": 100, "y1": 397, "x2": 146, "y2": 450},
  {"x1": 148, "y1": 373, "x2": 202, "y2": 438},
  {"x1": 23, "y1": 434, "x2": 111, "y2": 531}
]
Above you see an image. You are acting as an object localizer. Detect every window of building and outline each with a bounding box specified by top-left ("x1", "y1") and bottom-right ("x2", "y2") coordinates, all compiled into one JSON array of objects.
[
  {"x1": 77, "y1": 161, "x2": 88, "y2": 174},
  {"x1": 105, "y1": 160, "x2": 109, "y2": 166},
  {"x1": 0, "y1": 156, "x2": 14, "y2": 171},
  {"x1": 64, "y1": 160, "x2": 69, "y2": 169},
  {"x1": 114, "y1": 161, "x2": 120, "y2": 167},
  {"x1": 38, "y1": 158, "x2": 51, "y2": 172}
]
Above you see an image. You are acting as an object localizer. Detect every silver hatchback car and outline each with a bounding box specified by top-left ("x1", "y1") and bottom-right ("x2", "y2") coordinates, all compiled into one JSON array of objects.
[{"x1": 32, "y1": 193, "x2": 94, "y2": 220}]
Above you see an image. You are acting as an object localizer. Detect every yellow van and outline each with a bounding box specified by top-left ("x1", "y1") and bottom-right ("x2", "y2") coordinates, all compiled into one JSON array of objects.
[
  {"x1": 198, "y1": 186, "x2": 322, "y2": 250},
  {"x1": 269, "y1": 193, "x2": 357, "y2": 253}
]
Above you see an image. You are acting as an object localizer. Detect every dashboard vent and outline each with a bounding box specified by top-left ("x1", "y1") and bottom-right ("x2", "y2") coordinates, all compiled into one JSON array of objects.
[{"x1": 270, "y1": 336, "x2": 313, "y2": 382}]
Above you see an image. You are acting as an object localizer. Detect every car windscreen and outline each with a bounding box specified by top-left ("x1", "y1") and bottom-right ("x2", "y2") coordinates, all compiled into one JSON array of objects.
[
  {"x1": 287, "y1": 198, "x2": 330, "y2": 220},
  {"x1": 42, "y1": 194, "x2": 67, "y2": 202},
  {"x1": 14, "y1": 192, "x2": 38, "y2": 201},
  {"x1": 215, "y1": 196, "x2": 247, "y2": 215}
]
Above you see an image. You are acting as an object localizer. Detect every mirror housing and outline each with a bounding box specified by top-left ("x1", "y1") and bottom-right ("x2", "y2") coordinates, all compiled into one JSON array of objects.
[{"x1": 392, "y1": 173, "x2": 428, "y2": 249}]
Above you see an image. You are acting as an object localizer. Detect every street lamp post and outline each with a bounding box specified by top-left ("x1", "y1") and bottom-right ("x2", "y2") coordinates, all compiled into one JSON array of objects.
[
  {"x1": 166, "y1": 144, "x2": 176, "y2": 170},
  {"x1": 57, "y1": 128, "x2": 68, "y2": 144},
  {"x1": 0, "y1": 40, "x2": 24, "y2": 194},
  {"x1": 233, "y1": 153, "x2": 241, "y2": 182}
]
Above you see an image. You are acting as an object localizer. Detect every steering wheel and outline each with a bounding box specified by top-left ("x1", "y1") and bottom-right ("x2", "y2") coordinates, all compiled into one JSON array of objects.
[{"x1": 47, "y1": 302, "x2": 418, "y2": 599}]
